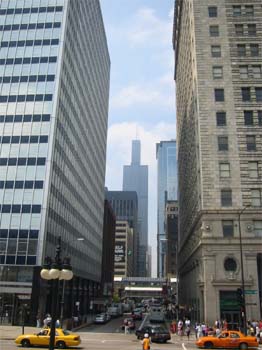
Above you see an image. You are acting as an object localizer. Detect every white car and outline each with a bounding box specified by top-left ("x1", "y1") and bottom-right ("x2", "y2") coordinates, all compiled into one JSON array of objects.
[{"x1": 94, "y1": 313, "x2": 107, "y2": 324}]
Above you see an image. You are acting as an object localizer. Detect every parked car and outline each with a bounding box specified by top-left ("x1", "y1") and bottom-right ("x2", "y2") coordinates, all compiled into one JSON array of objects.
[
  {"x1": 195, "y1": 330, "x2": 259, "y2": 349},
  {"x1": 94, "y1": 313, "x2": 107, "y2": 324},
  {"x1": 136, "y1": 325, "x2": 171, "y2": 343},
  {"x1": 121, "y1": 318, "x2": 136, "y2": 330},
  {"x1": 14, "y1": 328, "x2": 81, "y2": 348},
  {"x1": 132, "y1": 308, "x2": 143, "y2": 320}
]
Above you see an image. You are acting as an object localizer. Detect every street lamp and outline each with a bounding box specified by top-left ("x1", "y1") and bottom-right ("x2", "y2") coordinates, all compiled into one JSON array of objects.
[
  {"x1": 40, "y1": 236, "x2": 73, "y2": 350},
  {"x1": 238, "y1": 205, "x2": 249, "y2": 335},
  {"x1": 59, "y1": 237, "x2": 84, "y2": 327}
]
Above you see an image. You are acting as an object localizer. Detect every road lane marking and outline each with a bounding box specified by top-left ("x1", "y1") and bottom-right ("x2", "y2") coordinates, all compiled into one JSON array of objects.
[{"x1": 182, "y1": 342, "x2": 187, "y2": 350}]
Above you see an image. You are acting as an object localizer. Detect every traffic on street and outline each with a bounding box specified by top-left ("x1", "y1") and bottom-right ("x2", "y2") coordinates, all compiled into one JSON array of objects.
[{"x1": 0, "y1": 306, "x2": 196, "y2": 350}]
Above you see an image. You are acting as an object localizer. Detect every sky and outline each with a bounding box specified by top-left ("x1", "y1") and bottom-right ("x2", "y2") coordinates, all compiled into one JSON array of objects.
[{"x1": 100, "y1": 0, "x2": 176, "y2": 276}]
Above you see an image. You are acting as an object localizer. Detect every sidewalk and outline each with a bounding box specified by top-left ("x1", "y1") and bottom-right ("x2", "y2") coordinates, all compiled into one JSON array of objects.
[
  {"x1": 0, "y1": 325, "x2": 38, "y2": 340},
  {"x1": 0, "y1": 316, "x2": 95, "y2": 341}
]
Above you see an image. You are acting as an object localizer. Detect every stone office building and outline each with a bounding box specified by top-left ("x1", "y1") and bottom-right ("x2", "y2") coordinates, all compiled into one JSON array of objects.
[
  {"x1": 0, "y1": 0, "x2": 110, "y2": 324},
  {"x1": 173, "y1": 0, "x2": 262, "y2": 326}
]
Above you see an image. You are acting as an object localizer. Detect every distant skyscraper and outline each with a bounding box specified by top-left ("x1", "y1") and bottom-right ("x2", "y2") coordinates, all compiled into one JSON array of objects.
[
  {"x1": 114, "y1": 220, "x2": 134, "y2": 278},
  {"x1": 156, "y1": 141, "x2": 177, "y2": 277},
  {"x1": 0, "y1": 0, "x2": 110, "y2": 323},
  {"x1": 173, "y1": 0, "x2": 261, "y2": 324},
  {"x1": 123, "y1": 140, "x2": 148, "y2": 277},
  {"x1": 105, "y1": 190, "x2": 138, "y2": 276}
]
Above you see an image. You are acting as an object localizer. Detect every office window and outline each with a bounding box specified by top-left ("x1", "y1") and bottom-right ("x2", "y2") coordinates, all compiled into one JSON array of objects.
[
  {"x1": 248, "y1": 162, "x2": 259, "y2": 178},
  {"x1": 208, "y1": 6, "x2": 217, "y2": 17},
  {"x1": 221, "y1": 189, "x2": 232, "y2": 207},
  {"x1": 252, "y1": 66, "x2": 262, "y2": 79},
  {"x1": 254, "y1": 221, "x2": 262, "y2": 237},
  {"x1": 233, "y1": 5, "x2": 241, "y2": 16},
  {"x1": 237, "y1": 44, "x2": 246, "y2": 56},
  {"x1": 219, "y1": 163, "x2": 230, "y2": 178},
  {"x1": 218, "y1": 136, "x2": 228, "y2": 151},
  {"x1": 211, "y1": 45, "x2": 221, "y2": 57},
  {"x1": 250, "y1": 44, "x2": 259, "y2": 57},
  {"x1": 246, "y1": 135, "x2": 256, "y2": 151},
  {"x1": 222, "y1": 220, "x2": 234, "y2": 238},
  {"x1": 251, "y1": 189, "x2": 261, "y2": 207},
  {"x1": 245, "y1": 5, "x2": 254, "y2": 16},
  {"x1": 213, "y1": 66, "x2": 223, "y2": 79},
  {"x1": 209, "y1": 25, "x2": 219, "y2": 37},
  {"x1": 215, "y1": 89, "x2": 224, "y2": 102},
  {"x1": 255, "y1": 88, "x2": 262, "y2": 102},
  {"x1": 244, "y1": 111, "x2": 254, "y2": 126},
  {"x1": 241, "y1": 87, "x2": 251, "y2": 101},
  {"x1": 247, "y1": 24, "x2": 256, "y2": 36},
  {"x1": 216, "y1": 112, "x2": 226, "y2": 126},
  {"x1": 235, "y1": 24, "x2": 244, "y2": 36},
  {"x1": 239, "y1": 65, "x2": 248, "y2": 79},
  {"x1": 258, "y1": 111, "x2": 262, "y2": 126}
]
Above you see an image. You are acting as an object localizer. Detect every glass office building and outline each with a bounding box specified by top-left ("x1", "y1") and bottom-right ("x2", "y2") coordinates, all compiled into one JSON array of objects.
[
  {"x1": 0, "y1": 0, "x2": 110, "y2": 324},
  {"x1": 156, "y1": 140, "x2": 177, "y2": 277}
]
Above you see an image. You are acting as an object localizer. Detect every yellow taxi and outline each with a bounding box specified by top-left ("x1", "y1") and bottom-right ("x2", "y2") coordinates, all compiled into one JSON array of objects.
[
  {"x1": 196, "y1": 330, "x2": 258, "y2": 349},
  {"x1": 15, "y1": 328, "x2": 81, "y2": 348}
]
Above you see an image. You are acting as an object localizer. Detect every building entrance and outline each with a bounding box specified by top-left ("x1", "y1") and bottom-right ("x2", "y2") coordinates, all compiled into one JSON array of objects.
[{"x1": 220, "y1": 291, "x2": 241, "y2": 330}]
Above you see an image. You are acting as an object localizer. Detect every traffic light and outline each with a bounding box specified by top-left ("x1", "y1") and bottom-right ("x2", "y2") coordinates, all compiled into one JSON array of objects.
[{"x1": 236, "y1": 288, "x2": 244, "y2": 307}]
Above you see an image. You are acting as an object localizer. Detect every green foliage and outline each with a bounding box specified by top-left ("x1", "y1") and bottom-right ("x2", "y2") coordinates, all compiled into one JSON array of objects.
[{"x1": 112, "y1": 293, "x2": 120, "y2": 303}]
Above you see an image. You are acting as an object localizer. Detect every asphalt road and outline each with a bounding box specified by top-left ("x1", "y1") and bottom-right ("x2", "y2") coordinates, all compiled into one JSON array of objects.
[{"x1": 1, "y1": 315, "x2": 199, "y2": 350}]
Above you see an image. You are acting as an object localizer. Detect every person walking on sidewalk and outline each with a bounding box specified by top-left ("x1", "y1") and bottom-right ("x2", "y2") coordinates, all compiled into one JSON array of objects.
[{"x1": 185, "y1": 325, "x2": 191, "y2": 340}]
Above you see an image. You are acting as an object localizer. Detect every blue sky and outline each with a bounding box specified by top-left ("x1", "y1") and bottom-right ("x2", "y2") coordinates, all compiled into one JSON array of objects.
[{"x1": 100, "y1": 0, "x2": 176, "y2": 276}]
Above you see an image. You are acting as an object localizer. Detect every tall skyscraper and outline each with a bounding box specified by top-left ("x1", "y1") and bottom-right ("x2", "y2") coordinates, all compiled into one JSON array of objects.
[
  {"x1": 123, "y1": 140, "x2": 148, "y2": 277},
  {"x1": 105, "y1": 190, "x2": 138, "y2": 276},
  {"x1": 0, "y1": 0, "x2": 110, "y2": 323},
  {"x1": 156, "y1": 140, "x2": 177, "y2": 277},
  {"x1": 173, "y1": 0, "x2": 261, "y2": 325}
]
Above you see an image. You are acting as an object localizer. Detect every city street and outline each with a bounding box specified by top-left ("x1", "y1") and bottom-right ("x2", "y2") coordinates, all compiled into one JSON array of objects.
[
  {"x1": 1, "y1": 333, "x2": 198, "y2": 350},
  {"x1": 0, "y1": 315, "x2": 198, "y2": 350}
]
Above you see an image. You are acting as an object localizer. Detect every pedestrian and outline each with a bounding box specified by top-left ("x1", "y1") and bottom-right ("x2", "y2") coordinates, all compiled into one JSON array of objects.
[
  {"x1": 255, "y1": 325, "x2": 260, "y2": 343},
  {"x1": 197, "y1": 324, "x2": 202, "y2": 339},
  {"x1": 124, "y1": 324, "x2": 129, "y2": 334},
  {"x1": 185, "y1": 325, "x2": 191, "y2": 340},
  {"x1": 55, "y1": 319, "x2": 61, "y2": 328},
  {"x1": 73, "y1": 315, "x2": 79, "y2": 328},
  {"x1": 222, "y1": 319, "x2": 228, "y2": 331},
  {"x1": 142, "y1": 333, "x2": 151, "y2": 350},
  {"x1": 36, "y1": 317, "x2": 41, "y2": 328},
  {"x1": 185, "y1": 318, "x2": 191, "y2": 327},
  {"x1": 215, "y1": 327, "x2": 221, "y2": 337},
  {"x1": 43, "y1": 314, "x2": 51, "y2": 328},
  {"x1": 194, "y1": 323, "x2": 198, "y2": 339}
]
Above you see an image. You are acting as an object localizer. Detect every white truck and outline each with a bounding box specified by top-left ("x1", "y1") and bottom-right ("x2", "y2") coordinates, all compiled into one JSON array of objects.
[{"x1": 107, "y1": 303, "x2": 123, "y2": 317}]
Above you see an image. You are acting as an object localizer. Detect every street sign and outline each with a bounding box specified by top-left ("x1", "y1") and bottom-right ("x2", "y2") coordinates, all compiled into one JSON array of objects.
[{"x1": 244, "y1": 290, "x2": 257, "y2": 295}]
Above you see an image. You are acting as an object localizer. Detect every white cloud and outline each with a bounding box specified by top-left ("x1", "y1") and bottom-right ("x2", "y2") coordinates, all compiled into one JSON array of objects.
[
  {"x1": 110, "y1": 82, "x2": 175, "y2": 110},
  {"x1": 105, "y1": 121, "x2": 176, "y2": 277},
  {"x1": 127, "y1": 7, "x2": 173, "y2": 48}
]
